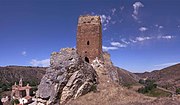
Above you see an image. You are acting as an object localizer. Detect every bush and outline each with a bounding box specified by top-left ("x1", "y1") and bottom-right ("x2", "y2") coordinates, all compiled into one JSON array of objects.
[
  {"x1": 138, "y1": 79, "x2": 157, "y2": 94},
  {"x1": 30, "y1": 87, "x2": 38, "y2": 96},
  {"x1": 90, "y1": 84, "x2": 97, "y2": 92},
  {"x1": 14, "y1": 99, "x2": 20, "y2": 104},
  {"x1": 123, "y1": 83, "x2": 132, "y2": 89},
  {"x1": 139, "y1": 79, "x2": 145, "y2": 84},
  {"x1": 11, "y1": 99, "x2": 20, "y2": 105},
  {"x1": 176, "y1": 88, "x2": 180, "y2": 94}
]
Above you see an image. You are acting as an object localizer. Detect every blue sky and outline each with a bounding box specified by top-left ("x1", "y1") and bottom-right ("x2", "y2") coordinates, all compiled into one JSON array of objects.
[{"x1": 0, "y1": 0, "x2": 180, "y2": 72}]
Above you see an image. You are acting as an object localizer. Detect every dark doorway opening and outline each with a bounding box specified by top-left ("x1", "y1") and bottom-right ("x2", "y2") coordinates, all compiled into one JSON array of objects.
[
  {"x1": 87, "y1": 41, "x2": 90, "y2": 45},
  {"x1": 85, "y1": 57, "x2": 89, "y2": 63}
]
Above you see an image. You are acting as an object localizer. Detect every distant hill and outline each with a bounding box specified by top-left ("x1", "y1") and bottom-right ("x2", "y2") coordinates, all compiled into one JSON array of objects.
[
  {"x1": 116, "y1": 67, "x2": 140, "y2": 85},
  {"x1": 135, "y1": 63, "x2": 180, "y2": 92},
  {"x1": 0, "y1": 66, "x2": 46, "y2": 84}
]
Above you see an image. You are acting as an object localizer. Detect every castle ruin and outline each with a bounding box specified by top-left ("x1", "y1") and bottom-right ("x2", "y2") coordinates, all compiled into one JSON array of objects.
[{"x1": 76, "y1": 15, "x2": 102, "y2": 63}]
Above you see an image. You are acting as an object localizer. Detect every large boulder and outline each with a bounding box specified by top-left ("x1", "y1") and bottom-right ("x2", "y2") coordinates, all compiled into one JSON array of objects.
[{"x1": 36, "y1": 48, "x2": 98, "y2": 105}]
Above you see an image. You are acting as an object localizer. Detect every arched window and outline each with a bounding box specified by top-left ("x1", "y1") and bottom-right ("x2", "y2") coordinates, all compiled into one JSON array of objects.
[{"x1": 87, "y1": 41, "x2": 90, "y2": 45}]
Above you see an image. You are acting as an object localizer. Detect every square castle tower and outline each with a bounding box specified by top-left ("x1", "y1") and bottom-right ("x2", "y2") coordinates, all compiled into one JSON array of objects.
[{"x1": 76, "y1": 15, "x2": 102, "y2": 63}]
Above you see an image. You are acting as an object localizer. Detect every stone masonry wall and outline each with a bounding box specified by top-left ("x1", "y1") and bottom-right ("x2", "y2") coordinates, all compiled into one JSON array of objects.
[{"x1": 76, "y1": 15, "x2": 102, "y2": 63}]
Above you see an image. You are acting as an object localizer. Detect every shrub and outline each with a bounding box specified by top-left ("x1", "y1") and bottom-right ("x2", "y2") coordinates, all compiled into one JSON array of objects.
[
  {"x1": 139, "y1": 79, "x2": 145, "y2": 84},
  {"x1": 138, "y1": 79, "x2": 157, "y2": 94},
  {"x1": 11, "y1": 99, "x2": 20, "y2": 105},
  {"x1": 90, "y1": 84, "x2": 97, "y2": 92},
  {"x1": 123, "y1": 83, "x2": 132, "y2": 89},
  {"x1": 176, "y1": 88, "x2": 180, "y2": 94}
]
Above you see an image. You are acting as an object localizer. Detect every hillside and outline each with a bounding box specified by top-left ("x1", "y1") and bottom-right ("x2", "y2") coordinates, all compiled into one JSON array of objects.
[
  {"x1": 136, "y1": 63, "x2": 180, "y2": 92},
  {"x1": 0, "y1": 66, "x2": 46, "y2": 84},
  {"x1": 117, "y1": 67, "x2": 140, "y2": 85}
]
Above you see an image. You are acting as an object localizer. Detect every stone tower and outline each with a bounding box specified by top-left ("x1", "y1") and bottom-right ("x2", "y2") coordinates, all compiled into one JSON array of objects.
[{"x1": 76, "y1": 15, "x2": 102, "y2": 63}]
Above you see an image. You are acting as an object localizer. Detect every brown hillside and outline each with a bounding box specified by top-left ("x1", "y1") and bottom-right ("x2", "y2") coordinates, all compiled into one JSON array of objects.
[
  {"x1": 136, "y1": 63, "x2": 180, "y2": 91},
  {"x1": 0, "y1": 66, "x2": 46, "y2": 84}
]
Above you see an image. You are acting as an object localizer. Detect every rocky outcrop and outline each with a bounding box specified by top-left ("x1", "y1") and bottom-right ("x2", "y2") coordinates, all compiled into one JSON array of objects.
[
  {"x1": 100, "y1": 52, "x2": 139, "y2": 85},
  {"x1": 36, "y1": 48, "x2": 98, "y2": 105}
]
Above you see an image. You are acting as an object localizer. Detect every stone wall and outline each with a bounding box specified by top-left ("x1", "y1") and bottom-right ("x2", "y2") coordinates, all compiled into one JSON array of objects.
[{"x1": 76, "y1": 15, "x2": 102, "y2": 63}]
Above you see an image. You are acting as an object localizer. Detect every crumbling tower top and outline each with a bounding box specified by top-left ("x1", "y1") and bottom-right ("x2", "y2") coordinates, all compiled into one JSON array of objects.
[
  {"x1": 78, "y1": 15, "x2": 101, "y2": 25},
  {"x1": 76, "y1": 15, "x2": 102, "y2": 63}
]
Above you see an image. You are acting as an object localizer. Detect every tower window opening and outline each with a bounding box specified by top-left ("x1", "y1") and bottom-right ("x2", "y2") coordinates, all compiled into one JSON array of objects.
[{"x1": 87, "y1": 41, "x2": 90, "y2": 45}]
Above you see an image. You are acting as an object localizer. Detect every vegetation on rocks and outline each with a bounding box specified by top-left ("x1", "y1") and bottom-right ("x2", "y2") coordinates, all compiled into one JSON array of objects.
[
  {"x1": 176, "y1": 88, "x2": 180, "y2": 94},
  {"x1": 11, "y1": 99, "x2": 20, "y2": 105}
]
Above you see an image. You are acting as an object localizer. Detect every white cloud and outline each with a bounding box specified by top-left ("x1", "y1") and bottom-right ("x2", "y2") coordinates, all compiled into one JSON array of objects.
[
  {"x1": 21, "y1": 51, "x2": 27, "y2": 56},
  {"x1": 155, "y1": 62, "x2": 180, "y2": 67},
  {"x1": 112, "y1": 8, "x2": 116, "y2": 15},
  {"x1": 102, "y1": 46, "x2": 118, "y2": 51},
  {"x1": 100, "y1": 15, "x2": 106, "y2": 23},
  {"x1": 132, "y1": 2, "x2": 144, "y2": 20},
  {"x1": 120, "y1": 6, "x2": 124, "y2": 11},
  {"x1": 130, "y1": 39, "x2": 137, "y2": 43},
  {"x1": 155, "y1": 24, "x2": 163, "y2": 29},
  {"x1": 158, "y1": 35, "x2": 174, "y2": 39},
  {"x1": 154, "y1": 62, "x2": 180, "y2": 70},
  {"x1": 159, "y1": 26, "x2": 163, "y2": 29},
  {"x1": 121, "y1": 38, "x2": 130, "y2": 44},
  {"x1": 111, "y1": 21, "x2": 116, "y2": 24},
  {"x1": 162, "y1": 35, "x2": 173, "y2": 39},
  {"x1": 110, "y1": 42, "x2": 127, "y2": 48},
  {"x1": 132, "y1": 14, "x2": 138, "y2": 20},
  {"x1": 30, "y1": 59, "x2": 50, "y2": 67},
  {"x1": 139, "y1": 27, "x2": 148, "y2": 32},
  {"x1": 135, "y1": 36, "x2": 152, "y2": 41},
  {"x1": 100, "y1": 15, "x2": 112, "y2": 31}
]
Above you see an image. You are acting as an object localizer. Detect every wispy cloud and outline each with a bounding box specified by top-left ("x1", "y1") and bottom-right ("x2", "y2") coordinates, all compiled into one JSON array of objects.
[
  {"x1": 154, "y1": 62, "x2": 180, "y2": 70},
  {"x1": 107, "y1": 35, "x2": 175, "y2": 50},
  {"x1": 121, "y1": 38, "x2": 130, "y2": 44},
  {"x1": 120, "y1": 6, "x2": 124, "y2": 11},
  {"x1": 21, "y1": 51, "x2": 27, "y2": 56},
  {"x1": 105, "y1": 35, "x2": 175, "y2": 51},
  {"x1": 132, "y1": 2, "x2": 144, "y2": 20},
  {"x1": 30, "y1": 59, "x2": 50, "y2": 67},
  {"x1": 155, "y1": 24, "x2": 163, "y2": 29},
  {"x1": 158, "y1": 35, "x2": 174, "y2": 39},
  {"x1": 102, "y1": 46, "x2": 118, "y2": 51},
  {"x1": 111, "y1": 8, "x2": 116, "y2": 15},
  {"x1": 135, "y1": 36, "x2": 152, "y2": 41},
  {"x1": 100, "y1": 14, "x2": 111, "y2": 31},
  {"x1": 111, "y1": 41, "x2": 127, "y2": 48},
  {"x1": 139, "y1": 27, "x2": 148, "y2": 32}
]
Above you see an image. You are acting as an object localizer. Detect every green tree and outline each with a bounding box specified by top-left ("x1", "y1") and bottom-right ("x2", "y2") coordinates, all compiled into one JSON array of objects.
[{"x1": 138, "y1": 79, "x2": 157, "y2": 94}]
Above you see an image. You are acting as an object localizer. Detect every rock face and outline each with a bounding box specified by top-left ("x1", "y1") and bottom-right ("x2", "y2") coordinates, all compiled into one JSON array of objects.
[{"x1": 36, "y1": 48, "x2": 98, "y2": 105}]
